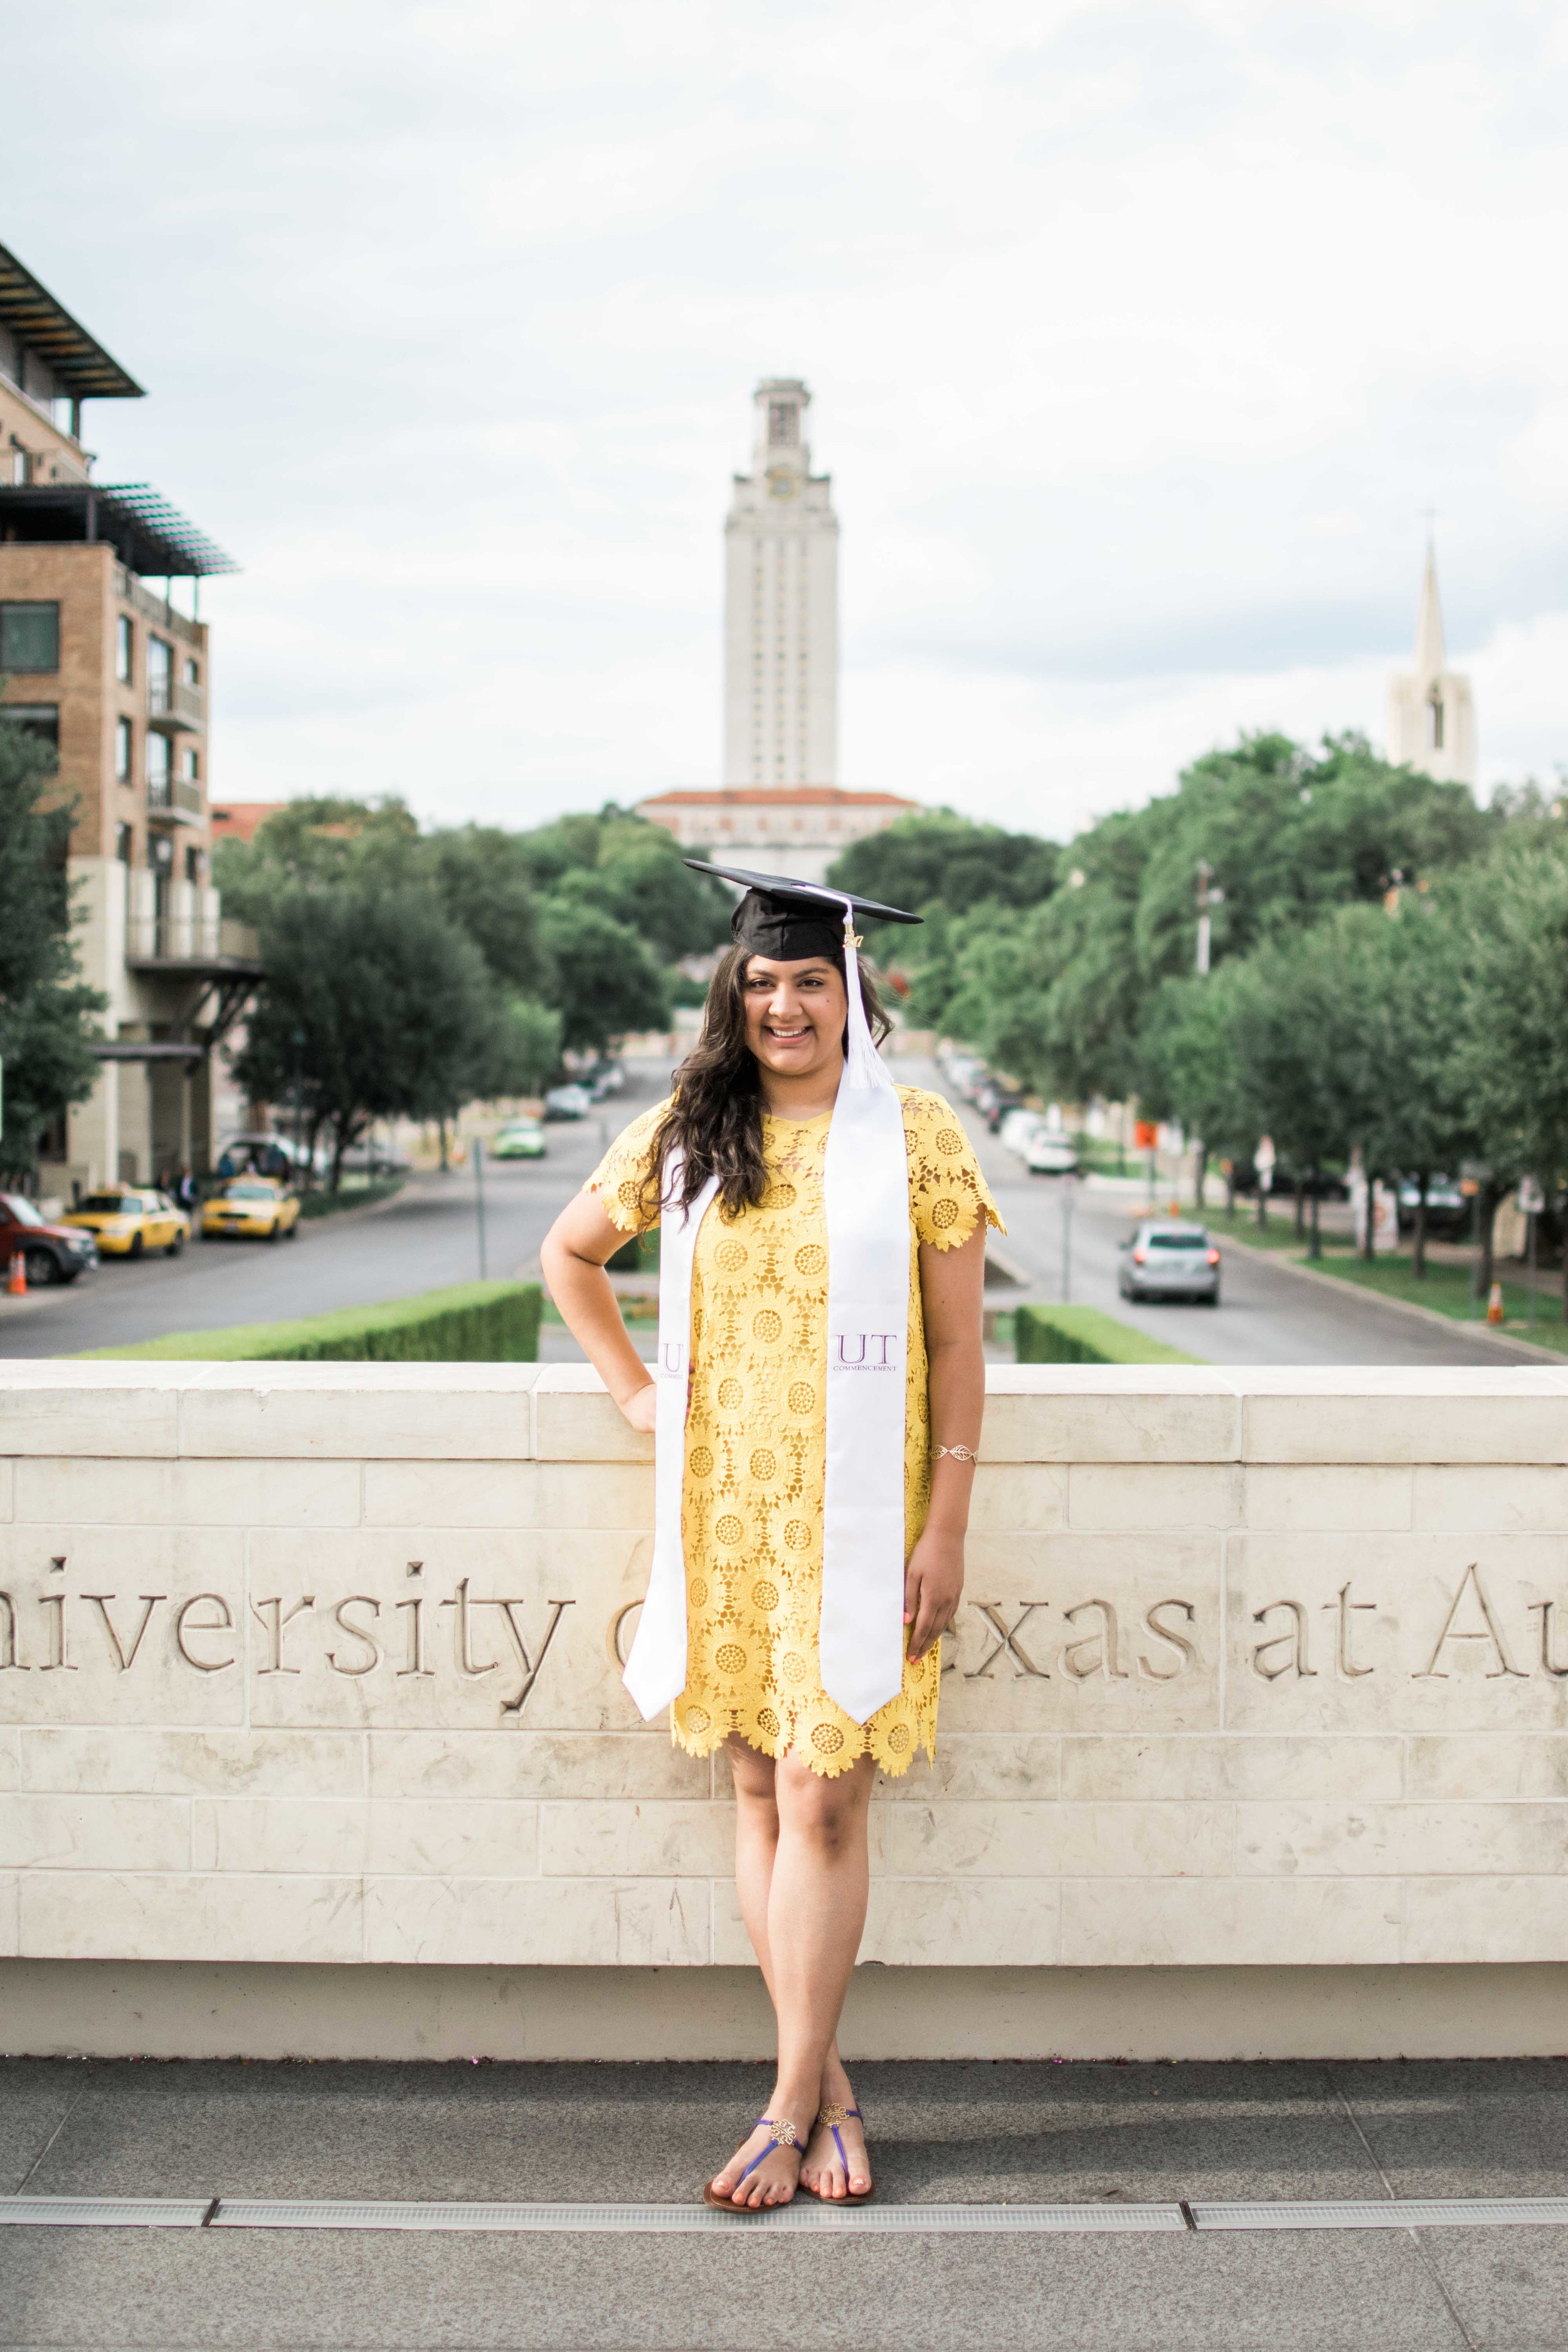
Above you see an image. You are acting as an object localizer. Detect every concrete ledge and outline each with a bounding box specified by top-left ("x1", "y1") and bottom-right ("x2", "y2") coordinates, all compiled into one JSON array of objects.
[{"x1": 6, "y1": 1957, "x2": 1568, "y2": 2063}]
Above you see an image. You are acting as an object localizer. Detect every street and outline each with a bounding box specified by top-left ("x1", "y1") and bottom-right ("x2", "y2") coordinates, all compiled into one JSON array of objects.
[
  {"x1": 0, "y1": 1057, "x2": 1542, "y2": 1367},
  {"x1": 0, "y1": 1072, "x2": 676, "y2": 1364},
  {"x1": 946, "y1": 1074, "x2": 1544, "y2": 1370}
]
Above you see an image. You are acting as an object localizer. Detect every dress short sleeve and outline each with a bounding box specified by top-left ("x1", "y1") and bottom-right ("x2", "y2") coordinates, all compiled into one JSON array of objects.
[
  {"x1": 584, "y1": 1098, "x2": 670, "y2": 1236},
  {"x1": 901, "y1": 1089, "x2": 1006, "y2": 1251}
]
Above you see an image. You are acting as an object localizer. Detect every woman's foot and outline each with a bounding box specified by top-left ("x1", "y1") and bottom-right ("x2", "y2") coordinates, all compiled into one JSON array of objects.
[
  {"x1": 801, "y1": 2074, "x2": 872, "y2": 2201},
  {"x1": 707, "y1": 2117, "x2": 807, "y2": 2210}
]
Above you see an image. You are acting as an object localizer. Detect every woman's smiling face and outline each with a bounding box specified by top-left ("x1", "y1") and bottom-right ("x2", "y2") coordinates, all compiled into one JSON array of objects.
[{"x1": 741, "y1": 953, "x2": 848, "y2": 1084}]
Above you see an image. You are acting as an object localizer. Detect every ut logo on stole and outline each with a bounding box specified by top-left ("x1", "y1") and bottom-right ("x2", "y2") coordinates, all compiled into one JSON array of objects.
[
  {"x1": 659, "y1": 1342, "x2": 687, "y2": 1377},
  {"x1": 832, "y1": 1333, "x2": 899, "y2": 1370}
]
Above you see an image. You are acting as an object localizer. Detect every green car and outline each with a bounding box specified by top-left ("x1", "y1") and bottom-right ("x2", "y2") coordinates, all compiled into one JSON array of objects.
[{"x1": 490, "y1": 1120, "x2": 547, "y2": 1162}]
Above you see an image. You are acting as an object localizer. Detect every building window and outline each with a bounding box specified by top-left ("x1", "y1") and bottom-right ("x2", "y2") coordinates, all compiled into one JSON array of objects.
[
  {"x1": 1428, "y1": 691, "x2": 1445, "y2": 751},
  {"x1": 115, "y1": 822, "x2": 134, "y2": 865},
  {"x1": 184, "y1": 846, "x2": 203, "y2": 885},
  {"x1": 768, "y1": 401, "x2": 799, "y2": 447},
  {"x1": 115, "y1": 717, "x2": 134, "y2": 781},
  {"x1": 180, "y1": 745, "x2": 200, "y2": 783},
  {"x1": 147, "y1": 731, "x2": 171, "y2": 798},
  {"x1": 116, "y1": 614, "x2": 134, "y2": 684},
  {"x1": 0, "y1": 601, "x2": 60, "y2": 672},
  {"x1": 184, "y1": 655, "x2": 199, "y2": 687},
  {"x1": 1, "y1": 702, "x2": 59, "y2": 749},
  {"x1": 147, "y1": 635, "x2": 172, "y2": 716}
]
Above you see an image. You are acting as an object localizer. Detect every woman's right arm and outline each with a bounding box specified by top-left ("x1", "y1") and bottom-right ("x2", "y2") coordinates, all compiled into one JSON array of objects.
[{"x1": 540, "y1": 1192, "x2": 657, "y2": 1433}]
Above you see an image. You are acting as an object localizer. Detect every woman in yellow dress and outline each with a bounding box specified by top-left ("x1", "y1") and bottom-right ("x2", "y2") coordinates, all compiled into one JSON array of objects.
[{"x1": 542, "y1": 867, "x2": 1000, "y2": 2211}]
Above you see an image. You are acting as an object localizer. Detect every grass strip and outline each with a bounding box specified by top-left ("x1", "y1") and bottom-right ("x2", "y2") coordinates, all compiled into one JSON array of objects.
[
  {"x1": 295, "y1": 1177, "x2": 406, "y2": 1221},
  {"x1": 78, "y1": 1279, "x2": 543, "y2": 1362}
]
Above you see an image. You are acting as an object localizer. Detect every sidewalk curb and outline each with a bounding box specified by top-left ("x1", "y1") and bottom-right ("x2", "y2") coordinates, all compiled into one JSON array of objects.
[{"x1": 1217, "y1": 1231, "x2": 1562, "y2": 1364}]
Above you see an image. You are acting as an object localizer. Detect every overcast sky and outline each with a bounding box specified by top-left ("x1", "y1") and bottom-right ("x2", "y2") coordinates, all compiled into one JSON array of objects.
[{"x1": 6, "y1": 1, "x2": 1565, "y2": 842}]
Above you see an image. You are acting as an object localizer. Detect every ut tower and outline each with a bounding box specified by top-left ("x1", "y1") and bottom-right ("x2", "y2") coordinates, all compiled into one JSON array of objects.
[{"x1": 723, "y1": 378, "x2": 839, "y2": 787}]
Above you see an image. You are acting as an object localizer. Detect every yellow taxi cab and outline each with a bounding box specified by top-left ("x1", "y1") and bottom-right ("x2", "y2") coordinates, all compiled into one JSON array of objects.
[
  {"x1": 201, "y1": 1175, "x2": 302, "y2": 1242},
  {"x1": 61, "y1": 1187, "x2": 189, "y2": 1259}
]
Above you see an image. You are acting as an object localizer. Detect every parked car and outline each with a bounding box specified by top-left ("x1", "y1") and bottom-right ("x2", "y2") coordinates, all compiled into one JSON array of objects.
[
  {"x1": 61, "y1": 1188, "x2": 188, "y2": 1259},
  {"x1": 1231, "y1": 1160, "x2": 1350, "y2": 1202},
  {"x1": 544, "y1": 1084, "x2": 593, "y2": 1121},
  {"x1": 1118, "y1": 1220, "x2": 1221, "y2": 1304},
  {"x1": 490, "y1": 1120, "x2": 547, "y2": 1161},
  {"x1": 1024, "y1": 1135, "x2": 1080, "y2": 1177},
  {"x1": 0, "y1": 1192, "x2": 97, "y2": 1285},
  {"x1": 335, "y1": 1143, "x2": 411, "y2": 1177},
  {"x1": 1396, "y1": 1176, "x2": 1469, "y2": 1237},
  {"x1": 999, "y1": 1108, "x2": 1049, "y2": 1154},
  {"x1": 201, "y1": 1177, "x2": 301, "y2": 1242}
]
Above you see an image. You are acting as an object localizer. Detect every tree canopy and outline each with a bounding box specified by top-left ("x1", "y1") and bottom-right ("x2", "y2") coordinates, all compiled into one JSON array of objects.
[{"x1": 0, "y1": 719, "x2": 105, "y2": 1181}]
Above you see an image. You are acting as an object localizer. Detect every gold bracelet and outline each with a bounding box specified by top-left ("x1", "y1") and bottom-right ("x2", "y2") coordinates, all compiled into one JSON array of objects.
[{"x1": 932, "y1": 1443, "x2": 978, "y2": 1463}]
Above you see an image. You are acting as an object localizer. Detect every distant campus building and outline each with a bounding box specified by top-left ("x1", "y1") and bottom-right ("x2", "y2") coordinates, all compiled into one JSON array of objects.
[
  {"x1": 637, "y1": 376, "x2": 917, "y2": 886},
  {"x1": 1387, "y1": 542, "x2": 1476, "y2": 786},
  {"x1": 0, "y1": 239, "x2": 256, "y2": 1194}
]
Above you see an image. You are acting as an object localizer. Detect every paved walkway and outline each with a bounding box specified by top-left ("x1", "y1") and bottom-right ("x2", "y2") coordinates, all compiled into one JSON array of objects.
[{"x1": 4, "y1": 2055, "x2": 1567, "y2": 2348}]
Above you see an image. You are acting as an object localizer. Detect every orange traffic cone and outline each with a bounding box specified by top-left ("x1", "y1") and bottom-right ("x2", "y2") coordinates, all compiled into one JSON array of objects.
[
  {"x1": 6, "y1": 1251, "x2": 26, "y2": 1297},
  {"x1": 1486, "y1": 1281, "x2": 1505, "y2": 1325}
]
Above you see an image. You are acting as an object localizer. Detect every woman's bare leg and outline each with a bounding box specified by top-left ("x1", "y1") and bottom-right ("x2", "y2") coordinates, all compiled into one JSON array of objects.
[{"x1": 708, "y1": 1739, "x2": 874, "y2": 2207}]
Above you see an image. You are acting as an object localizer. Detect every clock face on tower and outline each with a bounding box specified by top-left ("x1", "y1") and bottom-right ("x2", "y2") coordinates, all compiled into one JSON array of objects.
[{"x1": 766, "y1": 469, "x2": 797, "y2": 500}]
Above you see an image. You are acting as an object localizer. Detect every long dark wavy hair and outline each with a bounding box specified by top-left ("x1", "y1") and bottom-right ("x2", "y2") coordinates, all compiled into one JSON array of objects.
[{"x1": 645, "y1": 943, "x2": 893, "y2": 1217}]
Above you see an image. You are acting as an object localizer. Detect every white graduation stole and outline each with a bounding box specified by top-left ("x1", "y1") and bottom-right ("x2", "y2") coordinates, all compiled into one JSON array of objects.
[{"x1": 622, "y1": 903, "x2": 911, "y2": 1727}]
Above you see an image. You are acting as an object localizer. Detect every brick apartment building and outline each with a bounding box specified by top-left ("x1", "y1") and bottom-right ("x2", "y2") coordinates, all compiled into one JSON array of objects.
[{"x1": 0, "y1": 240, "x2": 258, "y2": 1194}]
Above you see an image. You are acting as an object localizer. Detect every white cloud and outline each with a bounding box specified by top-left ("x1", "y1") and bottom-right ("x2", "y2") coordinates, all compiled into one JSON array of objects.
[{"x1": 3, "y1": 0, "x2": 1565, "y2": 831}]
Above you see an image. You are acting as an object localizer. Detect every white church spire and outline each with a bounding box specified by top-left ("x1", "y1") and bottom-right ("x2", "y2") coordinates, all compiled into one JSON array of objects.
[
  {"x1": 1386, "y1": 539, "x2": 1476, "y2": 787},
  {"x1": 1413, "y1": 539, "x2": 1446, "y2": 679}
]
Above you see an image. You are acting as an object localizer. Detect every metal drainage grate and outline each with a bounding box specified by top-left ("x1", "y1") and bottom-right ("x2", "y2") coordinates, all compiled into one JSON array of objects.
[
  {"x1": 1194, "y1": 2198, "x2": 1568, "y2": 2232},
  {"x1": 0, "y1": 2198, "x2": 213, "y2": 2229},
  {"x1": 210, "y1": 2198, "x2": 1189, "y2": 2234}
]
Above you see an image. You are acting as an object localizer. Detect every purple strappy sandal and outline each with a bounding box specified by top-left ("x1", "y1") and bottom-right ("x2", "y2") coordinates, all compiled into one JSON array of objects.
[
  {"x1": 702, "y1": 2115, "x2": 805, "y2": 2212},
  {"x1": 810, "y1": 2102, "x2": 874, "y2": 2204}
]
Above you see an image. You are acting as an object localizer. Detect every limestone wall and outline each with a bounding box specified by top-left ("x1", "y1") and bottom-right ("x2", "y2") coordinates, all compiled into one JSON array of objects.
[{"x1": 3, "y1": 1360, "x2": 1568, "y2": 2008}]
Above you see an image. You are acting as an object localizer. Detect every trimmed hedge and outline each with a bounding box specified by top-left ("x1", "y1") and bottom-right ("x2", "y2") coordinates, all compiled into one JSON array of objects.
[
  {"x1": 1014, "y1": 1303, "x2": 1202, "y2": 1367},
  {"x1": 80, "y1": 1280, "x2": 543, "y2": 1363}
]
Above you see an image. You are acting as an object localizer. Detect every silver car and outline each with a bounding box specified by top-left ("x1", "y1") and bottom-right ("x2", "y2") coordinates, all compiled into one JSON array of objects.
[{"x1": 1118, "y1": 1220, "x2": 1221, "y2": 1305}]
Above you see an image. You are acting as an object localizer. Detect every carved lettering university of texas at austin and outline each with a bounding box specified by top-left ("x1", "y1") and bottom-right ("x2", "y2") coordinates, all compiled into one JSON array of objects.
[{"x1": 5, "y1": 1555, "x2": 1567, "y2": 1715}]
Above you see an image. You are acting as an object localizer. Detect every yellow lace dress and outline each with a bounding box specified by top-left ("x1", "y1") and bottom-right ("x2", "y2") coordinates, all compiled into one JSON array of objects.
[{"x1": 587, "y1": 1086, "x2": 1003, "y2": 1779}]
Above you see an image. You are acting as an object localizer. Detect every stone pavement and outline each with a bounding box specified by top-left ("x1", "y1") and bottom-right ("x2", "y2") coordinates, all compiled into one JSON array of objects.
[{"x1": 4, "y1": 2056, "x2": 1568, "y2": 2349}]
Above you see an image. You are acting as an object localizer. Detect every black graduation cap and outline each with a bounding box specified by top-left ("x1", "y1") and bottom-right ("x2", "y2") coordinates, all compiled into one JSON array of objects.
[{"x1": 685, "y1": 860, "x2": 923, "y2": 962}]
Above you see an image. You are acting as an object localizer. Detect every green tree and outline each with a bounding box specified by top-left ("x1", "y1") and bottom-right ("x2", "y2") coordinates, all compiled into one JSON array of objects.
[
  {"x1": 1138, "y1": 963, "x2": 1261, "y2": 1209},
  {"x1": 536, "y1": 898, "x2": 670, "y2": 1054},
  {"x1": 1221, "y1": 919, "x2": 1382, "y2": 1256},
  {"x1": 932, "y1": 731, "x2": 1492, "y2": 1109},
  {"x1": 547, "y1": 842, "x2": 730, "y2": 962},
  {"x1": 234, "y1": 887, "x2": 512, "y2": 1187},
  {"x1": 417, "y1": 825, "x2": 549, "y2": 996},
  {"x1": 0, "y1": 719, "x2": 104, "y2": 1182},
  {"x1": 211, "y1": 796, "x2": 421, "y2": 914},
  {"x1": 1454, "y1": 839, "x2": 1568, "y2": 1313},
  {"x1": 828, "y1": 811, "x2": 1059, "y2": 941}
]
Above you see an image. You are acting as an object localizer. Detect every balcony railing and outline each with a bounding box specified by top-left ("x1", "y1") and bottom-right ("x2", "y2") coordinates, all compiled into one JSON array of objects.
[
  {"x1": 112, "y1": 566, "x2": 203, "y2": 648},
  {"x1": 147, "y1": 774, "x2": 204, "y2": 821},
  {"x1": 146, "y1": 676, "x2": 204, "y2": 731},
  {"x1": 125, "y1": 913, "x2": 259, "y2": 966}
]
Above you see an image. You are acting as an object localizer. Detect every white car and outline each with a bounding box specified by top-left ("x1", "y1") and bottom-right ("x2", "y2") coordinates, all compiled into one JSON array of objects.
[
  {"x1": 999, "y1": 1108, "x2": 1049, "y2": 1153},
  {"x1": 544, "y1": 1084, "x2": 593, "y2": 1121},
  {"x1": 1024, "y1": 1135, "x2": 1079, "y2": 1177}
]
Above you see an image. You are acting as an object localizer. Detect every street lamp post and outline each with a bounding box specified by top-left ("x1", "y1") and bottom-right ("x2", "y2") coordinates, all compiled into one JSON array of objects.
[{"x1": 474, "y1": 1136, "x2": 487, "y2": 1281}]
